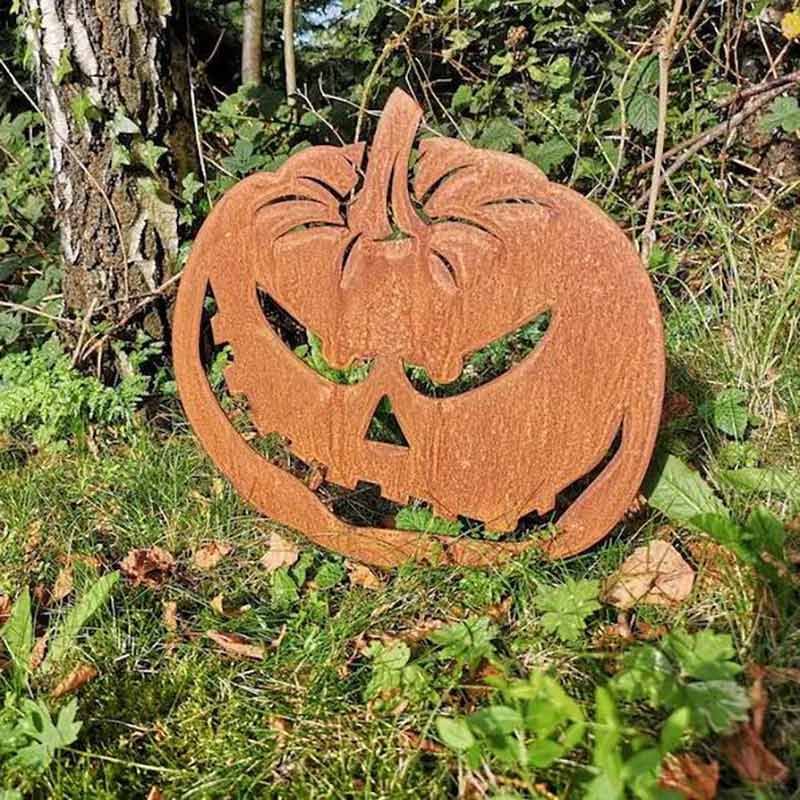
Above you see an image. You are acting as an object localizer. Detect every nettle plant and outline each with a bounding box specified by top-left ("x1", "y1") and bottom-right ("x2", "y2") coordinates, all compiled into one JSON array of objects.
[{"x1": 433, "y1": 629, "x2": 750, "y2": 798}]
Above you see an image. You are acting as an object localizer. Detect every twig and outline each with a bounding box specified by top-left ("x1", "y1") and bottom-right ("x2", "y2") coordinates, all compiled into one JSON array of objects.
[
  {"x1": 0, "y1": 300, "x2": 74, "y2": 326},
  {"x1": 633, "y1": 82, "x2": 794, "y2": 208},
  {"x1": 185, "y1": 12, "x2": 212, "y2": 208},
  {"x1": 79, "y1": 271, "x2": 183, "y2": 362},
  {"x1": 295, "y1": 87, "x2": 345, "y2": 145},
  {"x1": 71, "y1": 298, "x2": 97, "y2": 367},
  {"x1": 641, "y1": 0, "x2": 685, "y2": 263}
]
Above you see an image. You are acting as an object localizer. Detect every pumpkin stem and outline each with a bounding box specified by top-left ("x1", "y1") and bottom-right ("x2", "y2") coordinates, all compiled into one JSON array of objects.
[{"x1": 349, "y1": 89, "x2": 426, "y2": 240}]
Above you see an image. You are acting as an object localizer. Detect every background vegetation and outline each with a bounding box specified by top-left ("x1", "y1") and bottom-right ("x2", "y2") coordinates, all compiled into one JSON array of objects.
[{"x1": 0, "y1": 0, "x2": 799, "y2": 797}]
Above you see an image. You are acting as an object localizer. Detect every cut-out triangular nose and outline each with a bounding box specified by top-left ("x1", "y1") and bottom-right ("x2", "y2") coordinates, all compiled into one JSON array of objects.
[{"x1": 365, "y1": 396, "x2": 409, "y2": 448}]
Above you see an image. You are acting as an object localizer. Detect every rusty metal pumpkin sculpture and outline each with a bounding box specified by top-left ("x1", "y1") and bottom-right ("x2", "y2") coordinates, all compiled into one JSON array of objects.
[{"x1": 173, "y1": 89, "x2": 664, "y2": 567}]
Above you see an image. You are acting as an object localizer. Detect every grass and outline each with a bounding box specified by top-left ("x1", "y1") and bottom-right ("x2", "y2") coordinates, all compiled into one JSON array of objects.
[{"x1": 1, "y1": 189, "x2": 799, "y2": 799}]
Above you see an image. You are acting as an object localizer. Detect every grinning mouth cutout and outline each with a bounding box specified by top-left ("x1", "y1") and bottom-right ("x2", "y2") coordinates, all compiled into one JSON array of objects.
[
  {"x1": 255, "y1": 286, "x2": 553, "y2": 397},
  {"x1": 202, "y1": 288, "x2": 619, "y2": 541}
]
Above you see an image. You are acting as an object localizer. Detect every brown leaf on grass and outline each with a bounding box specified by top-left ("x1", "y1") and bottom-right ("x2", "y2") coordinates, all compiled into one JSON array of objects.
[
  {"x1": 659, "y1": 753, "x2": 719, "y2": 799},
  {"x1": 603, "y1": 541, "x2": 695, "y2": 610},
  {"x1": 146, "y1": 787, "x2": 163, "y2": 800},
  {"x1": 192, "y1": 541, "x2": 233, "y2": 571},
  {"x1": 0, "y1": 595, "x2": 11, "y2": 627},
  {"x1": 52, "y1": 663, "x2": 98, "y2": 698},
  {"x1": 29, "y1": 633, "x2": 49, "y2": 671},
  {"x1": 206, "y1": 631, "x2": 265, "y2": 661},
  {"x1": 401, "y1": 729, "x2": 446, "y2": 753},
  {"x1": 162, "y1": 601, "x2": 178, "y2": 632},
  {"x1": 120, "y1": 547, "x2": 176, "y2": 588},
  {"x1": 721, "y1": 665, "x2": 789, "y2": 785},
  {"x1": 346, "y1": 561, "x2": 383, "y2": 590},
  {"x1": 210, "y1": 593, "x2": 250, "y2": 618},
  {"x1": 486, "y1": 596, "x2": 513, "y2": 623},
  {"x1": 260, "y1": 532, "x2": 299, "y2": 572},
  {"x1": 722, "y1": 724, "x2": 789, "y2": 785},
  {"x1": 52, "y1": 563, "x2": 74, "y2": 601}
]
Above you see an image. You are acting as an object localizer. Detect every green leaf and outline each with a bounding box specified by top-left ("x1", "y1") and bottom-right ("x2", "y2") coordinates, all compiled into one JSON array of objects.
[
  {"x1": 721, "y1": 467, "x2": 800, "y2": 504},
  {"x1": 1, "y1": 588, "x2": 33, "y2": 680},
  {"x1": 705, "y1": 388, "x2": 748, "y2": 437},
  {"x1": 759, "y1": 96, "x2": 800, "y2": 134},
  {"x1": 659, "y1": 706, "x2": 691, "y2": 753},
  {"x1": 645, "y1": 453, "x2": 728, "y2": 524},
  {"x1": 134, "y1": 140, "x2": 168, "y2": 173},
  {"x1": 469, "y1": 705, "x2": 523, "y2": 737},
  {"x1": 664, "y1": 629, "x2": 741, "y2": 681},
  {"x1": 436, "y1": 716, "x2": 475, "y2": 751},
  {"x1": 428, "y1": 616, "x2": 498, "y2": 669},
  {"x1": 44, "y1": 572, "x2": 119, "y2": 670},
  {"x1": 451, "y1": 84, "x2": 472, "y2": 111},
  {"x1": 534, "y1": 578, "x2": 600, "y2": 642},
  {"x1": 10, "y1": 698, "x2": 82, "y2": 771},
  {"x1": 524, "y1": 138, "x2": 573, "y2": 174},
  {"x1": 270, "y1": 568, "x2": 299, "y2": 609},
  {"x1": 690, "y1": 513, "x2": 754, "y2": 564},
  {"x1": 314, "y1": 561, "x2": 345, "y2": 589},
  {"x1": 627, "y1": 93, "x2": 659, "y2": 134},
  {"x1": 684, "y1": 680, "x2": 750, "y2": 734},
  {"x1": 358, "y1": 0, "x2": 379, "y2": 28},
  {"x1": 395, "y1": 505, "x2": 462, "y2": 535},
  {"x1": 480, "y1": 117, "x2": 523, "y2": 152}
]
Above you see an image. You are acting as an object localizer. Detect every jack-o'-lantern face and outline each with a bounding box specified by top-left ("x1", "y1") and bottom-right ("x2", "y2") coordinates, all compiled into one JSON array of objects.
[{"x1": 173, "y1": 89, "x2": 665, "y2": 567}]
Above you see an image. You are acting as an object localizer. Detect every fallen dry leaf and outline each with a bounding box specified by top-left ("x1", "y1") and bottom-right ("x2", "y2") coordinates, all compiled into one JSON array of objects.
[
  {"x1": 486, "y1": 596, "x2": 513, "y2": 623},
  {"x1": 52, "y1": 663, "x2": 98, "y2": 699},
  {"x1": 162, "y1": 601, "x2": 178, "y2": 632},
  {"x1": 347, "y1": 561, "x2": 383, "y2": 590},
  {"x1": 52, "y1": 563, "x2": 74, "y2": 601},
  {"x1": 146, "y1": 787, "x2": 163, "y2": 800},
  {"x1": 0, "y1": 595, "x2": 11, "y2": 627},
  {"x1": 206, "y1": 630, "x2": 265, "y2": 660},
  {"x1": 401, "y1": 729, "x2": 446, "y2": 753},
  {"x1": 120, "y1": 547, "x2": 176, "y2": 588},
  {"x1": 260, "y1": 532, "x2": 300, "y2": 572},
  {"x1": 210, "y1": 593, "x2": 250, "y2": 618},
  {"x1": 659, "y1": 753, "x2": 719, "y2": 799},
  {"x1": 722, "y1": 723, "x2": 789, "y2": 785},
  {"x1": 193, "y1": 541, "x2": 233, "y2": 570},
  {"x1": 721, "y1": 665, "x2": 789, "y2": 785},
  {"x1": 29, "y1": 633, "x2": 49, "y2": 671},
  {"x1": 603, "y1": 540, "x2": 695, "y2": 610}
]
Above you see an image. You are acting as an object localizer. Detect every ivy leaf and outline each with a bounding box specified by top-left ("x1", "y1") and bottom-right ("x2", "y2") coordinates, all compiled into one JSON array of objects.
[
  {"x1": 534, "y1": 578, "x2": 600, "y2": 642},
  {"x1": 627, "y1": 93, "x2": 659, "y2": 134},
  {"x1": 759, "y1": 96, "x2": 800, "y2": 134},
  {"x1": 134, "y1": 140, "x2": 168, "y2": 174}
]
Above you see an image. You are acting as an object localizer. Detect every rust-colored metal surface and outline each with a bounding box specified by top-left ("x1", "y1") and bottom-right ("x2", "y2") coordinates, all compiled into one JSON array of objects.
[{"x1": 172, "y1": 89, "x2": 665, "y2": 567}]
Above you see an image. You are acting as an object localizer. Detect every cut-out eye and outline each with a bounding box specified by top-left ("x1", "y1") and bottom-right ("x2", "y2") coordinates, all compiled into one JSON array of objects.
[
  {"x1": 406, "y1": 309, "x2": 552, "y2": 397},
  {"x1": 256, "y1": 287, "x2": 374, "y2": 384}
]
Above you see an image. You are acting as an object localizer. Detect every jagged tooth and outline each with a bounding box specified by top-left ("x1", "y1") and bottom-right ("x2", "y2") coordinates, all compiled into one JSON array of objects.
[
  {"x1": 489, "y1": 511, "x2": 519, "y2": 533},
  {"x1": 211, "y1": 313, "x2": 231, "y2": 344},
  {"x1": 224, "y1": 364, "x2": 246, "y2": 396}
]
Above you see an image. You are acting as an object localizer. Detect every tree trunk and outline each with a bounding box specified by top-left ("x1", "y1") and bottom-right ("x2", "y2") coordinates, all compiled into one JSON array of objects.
[
  {"x1": 24, "y1": 0, "x2": 193, "y2": 333},
  {"x1": 241, "y1": 0, "x2": 264, "y2": 85}
]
